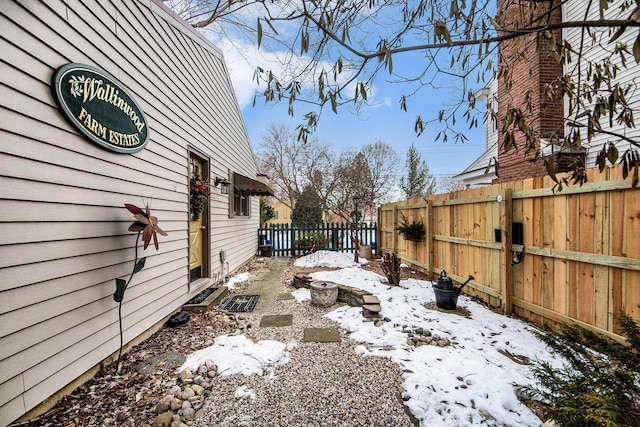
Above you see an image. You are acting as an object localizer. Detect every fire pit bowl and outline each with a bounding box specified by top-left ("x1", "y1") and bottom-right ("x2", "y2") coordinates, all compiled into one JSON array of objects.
[{"x1": 310, "y1": 281, "x2": 339, "y2": 307}]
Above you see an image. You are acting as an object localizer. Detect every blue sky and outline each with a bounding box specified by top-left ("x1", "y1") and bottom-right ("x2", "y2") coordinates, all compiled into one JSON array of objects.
[
  {"x1": 208, "y1": 17, "x2": 491, "y2": 181},
  {"x1": 240, "y1": 85, "x2": 487, "y2": 179}
]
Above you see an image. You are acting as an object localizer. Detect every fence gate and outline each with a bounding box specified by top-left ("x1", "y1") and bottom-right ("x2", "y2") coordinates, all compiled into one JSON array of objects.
[{"x1": 258, "y1": 222, "x2": 377, "y2": 257}]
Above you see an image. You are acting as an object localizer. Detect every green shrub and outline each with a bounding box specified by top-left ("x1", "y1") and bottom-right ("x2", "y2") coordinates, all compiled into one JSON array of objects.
[
  {"x1": 295, "y1": 232, "x2": 329, "y2": 254},
  {"x1": 522, "y1": 313, "x2": 640, "y2": 427}
]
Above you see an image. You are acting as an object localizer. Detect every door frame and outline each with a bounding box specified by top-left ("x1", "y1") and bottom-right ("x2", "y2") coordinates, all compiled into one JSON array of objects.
[{"x1": 188, "y1": 148, "x2": 211, "y2": 287}]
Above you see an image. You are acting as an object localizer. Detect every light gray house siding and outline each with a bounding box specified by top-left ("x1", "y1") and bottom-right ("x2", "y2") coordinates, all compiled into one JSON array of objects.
[
  {"x1": 563, "y1": 0, "x2": 640, "y2": 166},
  {"x1": 0, "y1": 1, "x2": 260, "y2": 425}
]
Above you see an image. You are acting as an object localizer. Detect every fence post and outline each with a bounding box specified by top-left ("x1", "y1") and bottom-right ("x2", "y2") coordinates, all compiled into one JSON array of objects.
[
  {"x1": 269, "y1": 224, "x2": 274, "y2": 256},
  {"x1": 499, "y1": 189, "x2": 513, "y2": 314},
  {"x1": 291, "y1": 225, "x2": 297, "y2": 256},
  {"x1": 376, "y1": 207, "x2": 381, "y2": 254},
  {"x1": 392, "y1": 205, "x2": 398, "y2": 253},
  {"x1": 425, "y1": 199, "x2": 433, "y2": 276}
]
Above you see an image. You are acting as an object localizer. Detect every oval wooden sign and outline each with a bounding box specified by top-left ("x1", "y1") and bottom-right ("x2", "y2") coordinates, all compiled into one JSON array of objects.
[{"x1": 51, "y1": 63, "x2": 149, "y2": 154}]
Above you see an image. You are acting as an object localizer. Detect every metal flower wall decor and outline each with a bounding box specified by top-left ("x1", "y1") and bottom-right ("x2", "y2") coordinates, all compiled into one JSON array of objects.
[
  {"x1": 113, "y1": 203, "x2": 167, "y2": 371},
  {"x1": 126, "y1": 203, "x2": 168, "y2": 250},
  {"x1": 114, "y1": 204, "x2": 167, "y2": 302}
]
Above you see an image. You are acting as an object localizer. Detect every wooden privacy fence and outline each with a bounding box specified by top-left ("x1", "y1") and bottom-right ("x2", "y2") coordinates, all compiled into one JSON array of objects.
[
  {"x1": 258, "y1": 222, "x2": 377, "y2": 257},
  {"x1": 379, "y1": 164, "x2": 640, "y2": 341}
]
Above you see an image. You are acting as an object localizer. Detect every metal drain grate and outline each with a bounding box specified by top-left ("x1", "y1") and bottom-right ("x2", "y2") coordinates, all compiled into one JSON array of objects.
[{"x1": 218, "y1": 294, "x2": 260, "y2": 312}]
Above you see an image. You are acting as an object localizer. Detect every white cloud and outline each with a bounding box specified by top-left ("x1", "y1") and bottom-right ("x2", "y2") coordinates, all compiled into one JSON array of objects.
[
  {"x1": 206, "y1": 34, "x2": 383, "y2": 113},
  {"x1": 214, "y1": 38, "x2": 263, "y2": 109}
]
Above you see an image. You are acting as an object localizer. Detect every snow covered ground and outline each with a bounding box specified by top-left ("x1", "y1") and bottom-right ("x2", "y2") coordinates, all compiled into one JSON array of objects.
[{"x1": 182, "y1": 251, "x2": 560, "y2": 426}]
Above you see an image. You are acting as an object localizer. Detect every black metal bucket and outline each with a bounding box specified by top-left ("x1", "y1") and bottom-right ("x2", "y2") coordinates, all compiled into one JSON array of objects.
[
  {"x1": 432, "y1": 272, "x2": 475, "y2": 310},
  {"x1": 433, "y1": 287, "x2": 460, "y2": 310}
]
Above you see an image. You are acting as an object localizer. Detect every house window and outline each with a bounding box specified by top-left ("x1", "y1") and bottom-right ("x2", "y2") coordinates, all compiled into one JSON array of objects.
[
  {"x1": 233, "y1": 188, "x2": 249, "y2": 216},
  {"x1": 229, "y1": 171, "x2": 273, "y2": 218},
  {"x1": 275, "y1": 211, "x2": 279, "y2": 219}
]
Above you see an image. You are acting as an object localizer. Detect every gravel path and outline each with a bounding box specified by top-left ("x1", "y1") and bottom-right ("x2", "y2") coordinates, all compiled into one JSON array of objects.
[
  {"x1": 22, "y1": 257, "x2": 419, "y2": 427},
  {"x1": 194, "y1": 263, "x2": 418, "y2": 427}
]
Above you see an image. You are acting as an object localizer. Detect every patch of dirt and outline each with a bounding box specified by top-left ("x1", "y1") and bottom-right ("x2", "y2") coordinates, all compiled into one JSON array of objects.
[
  {"x1": 360, "y1": 256, "x2": 432, "y2": 282},
  {"x1": 423, "y1": 301, "x2": 472, "y2": 317},
  {"x1": 18, "y1": 309, "x2": 244, "y2": 427}
]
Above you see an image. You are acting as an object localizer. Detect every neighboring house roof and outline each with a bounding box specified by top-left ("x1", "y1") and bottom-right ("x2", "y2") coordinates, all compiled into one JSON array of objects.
[
  {"x1": 456, "y1": 76, "x2": 499, "y2": 188},
  {"x1": 454, "y1": 141, "x2": 498, "y2": 187}
]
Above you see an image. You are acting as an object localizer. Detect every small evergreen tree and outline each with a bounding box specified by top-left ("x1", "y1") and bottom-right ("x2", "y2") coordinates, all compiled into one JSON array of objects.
[
  {"x1": 259, "y1": 198, "x2": 275, "y2": 225},
  {"x1": 291, "y1": 185, "x2": 323, "y2": 226},
  {"x1": 400, "y1": 144, "x2": 436, "y2": 199},
  {"x1": 523, "y1": 313, "x2": 640, "y2": 427}
]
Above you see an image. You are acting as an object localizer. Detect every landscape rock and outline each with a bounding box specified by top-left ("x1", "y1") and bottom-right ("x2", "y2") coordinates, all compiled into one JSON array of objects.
[
  {"x1": 168, "y1": 385, "x2": 182, "y2": 397},
  {"x1": 479, "y1": 409, "x2": 495, "y2": 421},
  {"x1": 155, "y1": 401, "x2": 171, "y2": 414},
  {"x1": 437, "y1": 339, "x2": 448, "y2": 347},
  {"x1": 170, "y1": 398, "x2": 183, "y2": 411},
  {"x1": 152, "y1": 411, "x2": 174, "y2": 427},
  {"x1": 179, "y1": 369, "x2": 193, "y2": 383},
  {"x1": 182, "y1": 407, "x2": 196, "y2": 421},
  {"x1": 181, "y1": 387, "x2": 195, "y2": 400}
]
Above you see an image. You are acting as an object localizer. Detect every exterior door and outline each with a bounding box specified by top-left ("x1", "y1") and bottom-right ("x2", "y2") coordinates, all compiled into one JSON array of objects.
[{"x1": 189, "y1": 155, "x2": 208, "y2": 282}]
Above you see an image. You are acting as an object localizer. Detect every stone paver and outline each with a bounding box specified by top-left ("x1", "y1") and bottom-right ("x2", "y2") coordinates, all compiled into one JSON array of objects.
[
  {"x1": 259, "y1": 314, "x2": 294, "y2": 327},
  {"x1": 244, "y1": 258, "x2": 289, "y2": 312},
  {"x1": 362, "y1": 294, "x2": 380, "y2": 305},
  {"x1": 276, "y1": 292, "x2": 295, "y2": 300},
  {"x1": 303, "y1": 327, "x2": 341, "y2": 342}
]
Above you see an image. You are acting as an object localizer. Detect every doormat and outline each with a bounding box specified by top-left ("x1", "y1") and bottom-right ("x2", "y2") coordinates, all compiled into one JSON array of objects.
[
  {"x1": 218, "y1": 294, "x2": 260, "y2": 312},
  {"x1": 185, "y1": 287, "x2": 218, "y2": 305}
]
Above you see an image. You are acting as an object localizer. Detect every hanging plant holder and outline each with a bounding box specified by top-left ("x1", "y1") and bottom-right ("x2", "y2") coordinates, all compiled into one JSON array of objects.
[
  {"x1": 396, "y1": 213, "x2": 425, "y2": 242},
  {"x1": 403, "y1": 234, "x2": 424, "y2": 242}
]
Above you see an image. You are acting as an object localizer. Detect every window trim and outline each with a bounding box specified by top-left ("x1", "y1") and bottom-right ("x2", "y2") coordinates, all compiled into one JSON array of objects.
[{"x1": 229, "y1": 172, "x2": 251, "y2": 218}]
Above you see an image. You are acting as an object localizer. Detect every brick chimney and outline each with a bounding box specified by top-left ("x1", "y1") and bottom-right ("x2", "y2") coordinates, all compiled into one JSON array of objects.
[{"x1": 493, "y1": 0, "x2": 565, "y2": 183}]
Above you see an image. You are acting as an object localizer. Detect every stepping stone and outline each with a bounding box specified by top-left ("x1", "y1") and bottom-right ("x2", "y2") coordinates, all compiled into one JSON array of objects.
[
  {"x1": 259, "y1": 314, "x2": 293, "y2": 327},
  {"x1": 362, "y1": 295, "x2": 380, "y2": 304},
  {"x1": 362, "y1": 304, "x2": 381, "y2": 312},
  {"x1": 277, "y1": 292, "x2": 295, "y2": 301},
  {"x1": 303, "y1": 327, "x2": 341, "y2": 343},
  {"x1": 362, "y1": 304, "x2": 382, "y2": 319}
]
